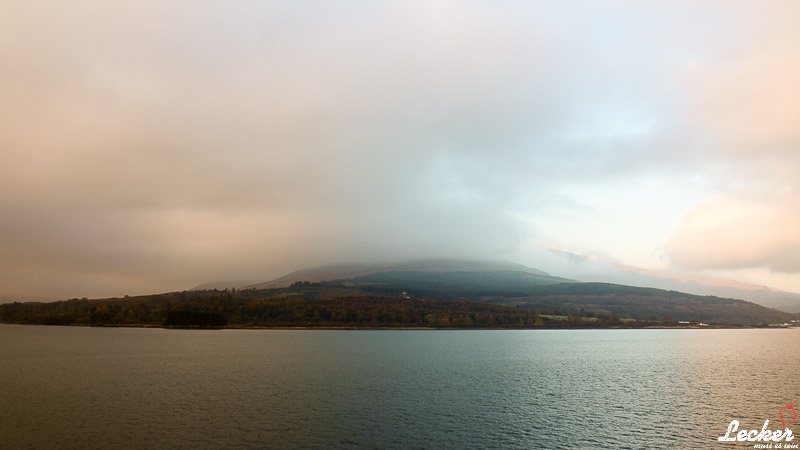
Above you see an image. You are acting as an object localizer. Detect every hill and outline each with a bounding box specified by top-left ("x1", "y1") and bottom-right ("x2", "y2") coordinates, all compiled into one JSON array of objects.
[
  {"x1": 244, "y1": 258, "x2": 568, "y2": 289},
  {"x1": 599, "y1": 265, "x2": 800, "y2": 313},
  {"x1": 0, "y1": 289, "x2": 548, "y2": 329},
  {"x1": 307, "y1": 268, "x2": 796, "y2": 325},
  {"x1": 1, "y1": 259, "x2": 796, "y2": 328},
  {"x1": 497, "y1": 282, "x2": 795, "y2": 325},
  {"x1": 542, "y1": 251, "x2": 800, "y2": 313},
  {"x1": 245, "y1": 259, "x2": 796, "y2": 325}
]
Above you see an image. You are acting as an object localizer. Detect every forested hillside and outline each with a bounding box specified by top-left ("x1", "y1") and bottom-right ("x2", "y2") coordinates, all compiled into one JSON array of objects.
[
  {"x1": 0, "y1": 288, "x2": 553, "y2": 328},
  {"x1": 1, "y1": 280, "x2": 795, "y2": 328}
]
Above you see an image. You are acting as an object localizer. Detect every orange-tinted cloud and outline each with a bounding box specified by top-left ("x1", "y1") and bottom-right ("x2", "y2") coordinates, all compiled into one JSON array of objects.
[{"x1": 669, "y1": 196, "x2": 800, "y2": 273}]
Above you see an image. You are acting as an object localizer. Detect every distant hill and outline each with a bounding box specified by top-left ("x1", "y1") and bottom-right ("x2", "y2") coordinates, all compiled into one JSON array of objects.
[
  {"x1": 499, "y1": 282, "x2": 796, "y2": 325},
  {"x1": 245, "y1": 258, "x2": 567, "y2": 290},
  {"x1": 2, "y1": 259, "x2": 796, "y2": 328},
  {"x1": 743, "y1": 289, "x2": 800, "y2": 314},
  {"x1": 597, "y1": 264, "x2": 800, "y2": 313},
  {"x1": 190, "y1": 280, "x2": 259, "y2": 291},
  {"x1": 2, "y1": 281, "x2": 794, "y2": 328},
  {"x1": 542, "y1": 251, "x2": 800, "y2": 313},
  {"x1": 330, "y1": 269, "x2": 574, "y2": 298},
  {"x1": 238, "y1": 259, "x2": 796, "y2": 325},
  {"x1": 302, "y1": 270, "x2": 794, "y2": 325},
  {"x1": 633, "y1": 281, "x2": 800, "y2": 314}
]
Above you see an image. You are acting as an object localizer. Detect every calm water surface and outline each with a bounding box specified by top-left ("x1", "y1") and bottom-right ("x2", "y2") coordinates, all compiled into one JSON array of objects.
[{"x1": 1, "y1": 325, "x2": 797, "y2": 449}]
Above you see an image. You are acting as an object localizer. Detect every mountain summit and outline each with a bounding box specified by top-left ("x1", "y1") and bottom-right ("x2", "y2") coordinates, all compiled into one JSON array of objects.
[{"x1": 244, "y1": 258, "x2": 570, "y2": 290}]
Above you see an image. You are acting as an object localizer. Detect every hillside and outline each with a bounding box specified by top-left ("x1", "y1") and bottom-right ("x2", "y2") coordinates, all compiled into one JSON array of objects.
[
  {"x1": 2, "y1": 259, "x2": 796, "y2": 328},
  {"x1": 0, "y1": 288, "x2": 554, "y2": 329},
  {"x1": 540, "y1": 252, "x2": 800, "y2": 313},
  {"x1": 333, "y1": 270, "x2": 574, "y2": 298},
  {"x1": 498, "y1": 282, "x2": 796, "y2": 325},
  {"x1": 1, "y1": 280, "x2": 794, "y2": 328},
  {"x1": 245, "y1": 258, "x2": 567, "y2": 289},
  {"x1": 311, "y1": 270, "x2": 796, "y2": 325}
]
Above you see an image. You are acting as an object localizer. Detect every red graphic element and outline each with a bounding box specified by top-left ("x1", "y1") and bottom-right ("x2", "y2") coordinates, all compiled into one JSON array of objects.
[{"x1": 779, "y1": 402, "x2": 797, "y2": 428}]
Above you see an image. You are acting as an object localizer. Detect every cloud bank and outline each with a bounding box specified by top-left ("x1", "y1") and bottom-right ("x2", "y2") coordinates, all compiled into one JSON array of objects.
[{"x1": 2, "y1": 1, "x2": 799, "y2": 300}]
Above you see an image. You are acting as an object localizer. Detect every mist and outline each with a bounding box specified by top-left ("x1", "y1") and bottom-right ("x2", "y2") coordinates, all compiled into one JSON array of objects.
[{"x1": 2, "y1": 1, "x2": 799, "y2": 300}]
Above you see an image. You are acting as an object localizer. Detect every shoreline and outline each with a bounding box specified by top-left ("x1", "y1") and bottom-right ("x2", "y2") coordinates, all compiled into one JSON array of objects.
[{"x1": 2, "y1": 322, "x2": 795, "y2": 330}]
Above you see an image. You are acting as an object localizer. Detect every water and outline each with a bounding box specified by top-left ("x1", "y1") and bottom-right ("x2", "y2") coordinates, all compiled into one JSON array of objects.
[{"x1": 1, "y1": 325, "x2": 797, "y2": 449}]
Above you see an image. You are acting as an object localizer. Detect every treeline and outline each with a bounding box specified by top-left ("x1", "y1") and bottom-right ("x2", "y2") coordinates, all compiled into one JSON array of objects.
[{"x1": 0, "y1": 288, "x2": 665, "y2": 328}]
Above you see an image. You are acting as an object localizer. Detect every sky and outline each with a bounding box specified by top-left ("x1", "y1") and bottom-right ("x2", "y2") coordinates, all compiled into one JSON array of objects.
[{"x1": 2, "y1": 1, "x2": 799, "y2": 301}]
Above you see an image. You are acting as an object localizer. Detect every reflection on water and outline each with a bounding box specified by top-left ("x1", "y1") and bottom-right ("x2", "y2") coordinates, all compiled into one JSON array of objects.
[{"x1": 1, "y1": 325, "x2": 797, "y2": 448}]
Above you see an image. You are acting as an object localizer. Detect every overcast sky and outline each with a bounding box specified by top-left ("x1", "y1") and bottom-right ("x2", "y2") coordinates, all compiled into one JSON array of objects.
[{"x1": 2, "y1": 1, "x2": 799, "y2": 301}]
